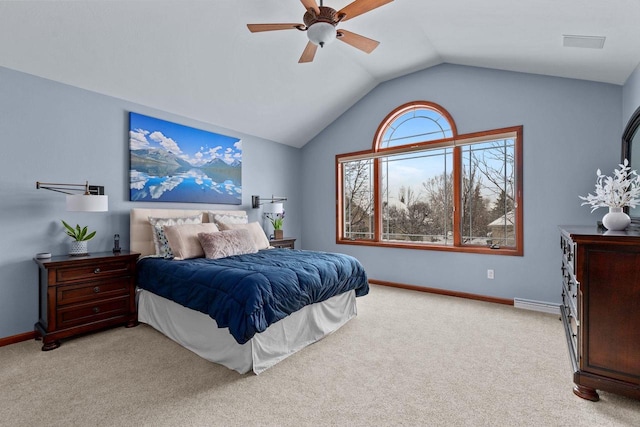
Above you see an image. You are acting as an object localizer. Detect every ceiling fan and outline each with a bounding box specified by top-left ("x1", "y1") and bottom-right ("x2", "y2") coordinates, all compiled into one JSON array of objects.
[{"x1": 247, "y1": 0, "x2": 394, "y2": 63}]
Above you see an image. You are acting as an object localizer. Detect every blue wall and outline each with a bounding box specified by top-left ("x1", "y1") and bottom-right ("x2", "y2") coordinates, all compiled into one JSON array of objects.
[
  {"x1": 623, "y1": 64, "x2": 640, "y2": 125},
  {"x1": 0, "y1": 66, "x2": 302, "y2": 339},
  {"x1": 301, "y1": 64, "x2": 623, "y2": 304},
  {"x1": 3, "y1": 62, "x2": 639, "y2": 341}
]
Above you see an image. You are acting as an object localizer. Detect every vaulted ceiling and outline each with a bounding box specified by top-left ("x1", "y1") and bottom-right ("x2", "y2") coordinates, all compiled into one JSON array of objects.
[{"x1": 1, "y1": 0, "x2": 638, "y2": 148}]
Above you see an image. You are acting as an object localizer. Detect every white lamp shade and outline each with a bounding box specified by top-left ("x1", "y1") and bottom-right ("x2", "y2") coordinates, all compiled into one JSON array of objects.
[
  {"x1": 307, "y1": 22, "x2": 336, "y2": 46},
  {"x1": 263, "y1": 202, "x2": 283, "y2": 215},
  {"x1": 66, "y1": 194, "x2": 109, "y2": 212}
]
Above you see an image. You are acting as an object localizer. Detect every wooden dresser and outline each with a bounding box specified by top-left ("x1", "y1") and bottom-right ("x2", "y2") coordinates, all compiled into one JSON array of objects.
[
  {"x1": 560, "y1": 226, "x2": 640, "y2": 401},
  {"x1": 34, "y1": 250, "x2": 140, "y2": 350}
]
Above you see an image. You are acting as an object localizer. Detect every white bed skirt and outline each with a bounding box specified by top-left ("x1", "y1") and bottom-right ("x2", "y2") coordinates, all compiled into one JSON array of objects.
[{"x1": 137, "y1": 289, "x2": 357, "y2": 374}]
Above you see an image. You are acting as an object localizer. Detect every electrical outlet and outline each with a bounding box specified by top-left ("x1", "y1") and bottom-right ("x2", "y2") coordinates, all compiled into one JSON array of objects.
[{"x1": 487, "y1": 269, "x2": 494, "y2": 279}]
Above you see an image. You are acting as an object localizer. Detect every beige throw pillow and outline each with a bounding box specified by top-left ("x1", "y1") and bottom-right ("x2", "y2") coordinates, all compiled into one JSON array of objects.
[
  {"x1": 197, "y1": 229, "x2": 258, "y2": 259},
  {"x1": 148, "y1": 214, "x2": 203, "y2": 258},
  {"x1": 163, "y1": 223, "x2": 220, "y2": 260},
  {"x1": 215, "y1": 221, "x2": 270, "y2": 250}
]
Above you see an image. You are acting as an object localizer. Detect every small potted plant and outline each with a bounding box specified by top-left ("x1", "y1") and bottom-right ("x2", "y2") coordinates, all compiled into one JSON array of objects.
[
  {"x1": 269, "y1": 211, "x2": 285, "y2": 240},
  {"x1": 579, "y1": 159, "x2": 640, "y2": 230},
  {"x1": 62, "y1": 220, "x2": 96, "y2": 256}
]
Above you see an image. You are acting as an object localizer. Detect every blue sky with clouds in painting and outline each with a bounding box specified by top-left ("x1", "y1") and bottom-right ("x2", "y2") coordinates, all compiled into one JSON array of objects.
[{"x1": 129, "y1": 112, "x2": 242, "y2": 166}]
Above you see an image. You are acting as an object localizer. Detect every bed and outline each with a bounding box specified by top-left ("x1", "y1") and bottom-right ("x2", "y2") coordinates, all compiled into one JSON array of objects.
[{"x1": 130, "y1": 208, "x2": 369, "y2": 374}]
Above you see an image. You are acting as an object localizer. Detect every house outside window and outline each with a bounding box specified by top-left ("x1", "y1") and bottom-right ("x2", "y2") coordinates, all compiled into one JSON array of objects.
[{"x1": 336, "y1": 101, "x2": 523, "y2": 256}]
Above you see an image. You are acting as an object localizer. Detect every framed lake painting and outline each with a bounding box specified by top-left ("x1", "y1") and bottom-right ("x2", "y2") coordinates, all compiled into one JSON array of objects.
[{"x1": 129, "y1": 112, "x2": 242, "y2": 204}]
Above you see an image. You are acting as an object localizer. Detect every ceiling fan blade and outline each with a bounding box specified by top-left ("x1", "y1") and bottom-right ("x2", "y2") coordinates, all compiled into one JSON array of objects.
[
  {"x1": 337, "y1": 29, "x2": 380, "y2": 53},
  {"x1": 247, "y1": 23, "x2": 303, "y2": 33},
  {"x1": 299, "y1": 41, "x2": 318, "y2": 63},
  {"x1": 300, "y1": 0, "x2": 320, "y2": 14},
  {"x1": 338, "y1": 0, "x2": 394, "y2": 22}
]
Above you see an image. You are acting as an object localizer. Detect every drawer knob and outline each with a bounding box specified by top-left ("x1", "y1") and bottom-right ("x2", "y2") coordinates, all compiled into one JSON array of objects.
[
  {"x1": 94, "y1": 268, "x2": 101, "y2": 274},
  {"x1": 93, "y1": 307, "x2": 100, "y2": 314},
  {"x1": 93, "y1": 286, "x2": 100, "y2": 293}
]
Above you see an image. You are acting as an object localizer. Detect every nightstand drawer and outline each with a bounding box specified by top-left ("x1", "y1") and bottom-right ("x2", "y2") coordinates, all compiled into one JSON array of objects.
[
  {"x1": 57, "y1": 278, "x2": 130, "y2": 306},
  {"x1": 57, "y1": 296, "x2": 130, "y2": 329},
  {"x1": 56, "y1": 260, "x2": 133, "y2": 283}
]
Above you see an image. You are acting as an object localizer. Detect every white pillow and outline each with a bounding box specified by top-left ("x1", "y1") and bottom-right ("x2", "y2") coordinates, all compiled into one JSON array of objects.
[
  {"x1": 198, "y1": 229, "x2": 258, "y2": 259},
  {"x1": 163, "y1": 223, "x2": 220, "y2": 260},
  {"x1": 217, "y1": 221, "x2": 271, "y2": 250},
  {"x1": 208, "y1": 212, "x2": 248, "y2": 228},
  {"x1": 148, "y1": 215, "x2": 202, "y2": 258}
]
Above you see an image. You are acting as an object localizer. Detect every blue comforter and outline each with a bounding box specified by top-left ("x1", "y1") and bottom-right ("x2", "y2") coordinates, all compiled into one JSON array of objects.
[{"x1": 136, "y1": 249, "x2": 369, "y2": 344}]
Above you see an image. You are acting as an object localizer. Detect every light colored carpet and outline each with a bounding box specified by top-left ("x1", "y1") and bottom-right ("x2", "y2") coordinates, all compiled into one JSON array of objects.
[{"x1": 1, "y1": 284, "x2": 639, "y2": 426}]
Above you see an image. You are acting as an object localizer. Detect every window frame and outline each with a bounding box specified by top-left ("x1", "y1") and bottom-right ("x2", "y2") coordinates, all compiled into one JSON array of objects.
[{"x1": 336, "y1": 101, "x2": 523, "y2": 256}]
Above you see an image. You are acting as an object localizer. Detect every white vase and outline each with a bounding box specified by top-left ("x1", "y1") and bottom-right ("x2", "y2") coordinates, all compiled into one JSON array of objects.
[
  {"x1": 602, "y1": 207, "x2": 631, "y2": 231},
  {"x1": 69, "y1": 240, "x2": 88, "y2": 256}
]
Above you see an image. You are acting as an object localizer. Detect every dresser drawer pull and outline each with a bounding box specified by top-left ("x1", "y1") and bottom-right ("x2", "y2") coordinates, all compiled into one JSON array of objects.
[
  {"x1": 93, "y1": 286, "x2": 100, "y2": 293},
  {"x1": 94, "y1": 268, "x2": 101, "y2": 274},
  {"x1": 93, "y1": 307, "x2": 100, "y2": 314}
]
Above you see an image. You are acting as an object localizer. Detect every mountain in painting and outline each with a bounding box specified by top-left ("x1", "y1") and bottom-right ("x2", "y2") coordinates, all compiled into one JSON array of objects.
[
  {"x1": 131, "y1": 148, "x2": 193, "y2": 169},
  {"x1": 201, "y1": 158, "x2": 241, "y2": 168},
  {"x1": 201, "y1": 157, "x2": 241, "y2": 181}
]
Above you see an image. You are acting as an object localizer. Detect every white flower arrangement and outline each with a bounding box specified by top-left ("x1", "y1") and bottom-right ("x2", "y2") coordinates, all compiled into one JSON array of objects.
[{"x1": 579, "y1": 159, "x2": 640, "y2": 212}]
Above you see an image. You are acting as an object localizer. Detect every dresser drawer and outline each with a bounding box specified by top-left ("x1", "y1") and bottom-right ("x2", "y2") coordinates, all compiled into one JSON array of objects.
[
  {"x1": 562, "y1": 276, "x2": 578, "y2": 319},
  {"x1": 57, "y1": 278, "x2": 131, "y2": 306},
  {"x1": 561, "y1": 304, "x2": 578, "y2": 361},
  {"x1": 560, "y1": 234, "x2": 576, "y2": 276},
  {"x1": 55, "y1": 260, "x2": 133, "y2": 283},
  {"x1": 56, "y1": 296, "x2": 130, "y2": 329}
]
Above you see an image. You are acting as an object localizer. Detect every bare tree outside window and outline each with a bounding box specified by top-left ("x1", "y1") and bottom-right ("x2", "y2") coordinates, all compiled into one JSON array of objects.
[
  {"x1": 381, "y1": 149, "x2": 453, "y2": 244},
  {"x1": 343, "y1": 159, "x2": 374, "y2": 239},
  {"x1": 462, "y1": 139, "x2": 516, "y2": 247}
]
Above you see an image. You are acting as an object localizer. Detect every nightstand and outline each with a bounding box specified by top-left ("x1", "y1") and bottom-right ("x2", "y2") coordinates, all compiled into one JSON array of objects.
[
  {"x1": 269, "y1": 237, "x2": 296, "y2": 249},
  {"x1": 34, "y1": 250, "x2": 140, "y2": 351}
]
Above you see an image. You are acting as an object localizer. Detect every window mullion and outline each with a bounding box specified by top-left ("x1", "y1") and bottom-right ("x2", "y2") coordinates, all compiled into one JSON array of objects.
[
  {"x1": 374, "y1": 157, "x2": 382, "y2": 242},
  {"x1": 452, "y1": 146, "x2": 462, "y2": 246}
]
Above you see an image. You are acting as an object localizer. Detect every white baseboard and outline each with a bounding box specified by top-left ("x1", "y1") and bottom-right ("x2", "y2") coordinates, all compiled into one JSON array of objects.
[{"x1": 513, "y1": 298, "x2": 560, "y2": 315}]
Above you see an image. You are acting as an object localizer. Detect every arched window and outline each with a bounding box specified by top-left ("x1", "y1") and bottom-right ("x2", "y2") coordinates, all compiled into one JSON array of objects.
[
  {"x1": 377, "y1": 102, "x2": 455, "y2": 149},
  {"x1": 337, "y1": 101, "x2": 523, "y2": 255}
]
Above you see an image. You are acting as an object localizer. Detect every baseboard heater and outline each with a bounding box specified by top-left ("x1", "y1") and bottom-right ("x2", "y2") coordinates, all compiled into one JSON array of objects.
[{"x1": 513, "y1": 298, "x2": 560, "y2": 315}]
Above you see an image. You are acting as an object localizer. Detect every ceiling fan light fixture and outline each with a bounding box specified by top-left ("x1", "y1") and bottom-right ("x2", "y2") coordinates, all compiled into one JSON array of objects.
[{"x1": 307, "y1": 22, "x2": 336, "y2": 47}]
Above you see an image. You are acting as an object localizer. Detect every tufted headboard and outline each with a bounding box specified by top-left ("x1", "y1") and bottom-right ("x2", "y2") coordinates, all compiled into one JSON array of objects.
[{"x1": 130, "y1": 208, "x2": 248, "y2": 257}]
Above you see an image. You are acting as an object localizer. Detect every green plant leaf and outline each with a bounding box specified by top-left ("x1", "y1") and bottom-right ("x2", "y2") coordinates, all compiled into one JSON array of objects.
[
  {"x1": 61, "y1": 220, "x2": 75, "y2": 234},
  {"x1": 60, "y1": 220, "x2": 95, "y2": 241},
  {"x1": 78, "y1": 226, "x2": 88, "y2": 240}
]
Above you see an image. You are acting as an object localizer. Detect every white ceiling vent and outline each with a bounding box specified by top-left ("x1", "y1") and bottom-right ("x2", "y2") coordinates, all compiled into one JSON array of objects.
[{"x1": 562, "y1": 34, "x2": 606, "y2": 49}]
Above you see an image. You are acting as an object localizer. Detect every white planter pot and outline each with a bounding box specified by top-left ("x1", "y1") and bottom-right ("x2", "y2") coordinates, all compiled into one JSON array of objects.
[{"x1": 69, "y1": 240, "x2": 88, "y2": 256}]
